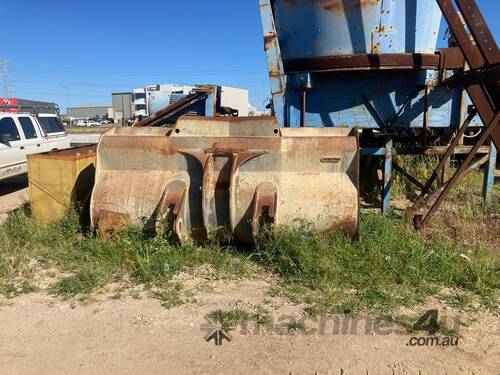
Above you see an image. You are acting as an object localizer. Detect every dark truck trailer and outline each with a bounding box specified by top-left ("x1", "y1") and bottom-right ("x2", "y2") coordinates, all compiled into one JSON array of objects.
[{"x1": 0, "y1": 98, "x2": 60, "y2": 115}]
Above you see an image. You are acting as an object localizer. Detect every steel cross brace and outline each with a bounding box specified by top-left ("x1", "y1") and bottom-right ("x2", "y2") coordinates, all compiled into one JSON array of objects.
[
  {"x1": 411, "y1": 0, "x2": 499, "y2": 229},
  {"x1": 437, "y1": 0, "x2": 499, "y2": 149}
]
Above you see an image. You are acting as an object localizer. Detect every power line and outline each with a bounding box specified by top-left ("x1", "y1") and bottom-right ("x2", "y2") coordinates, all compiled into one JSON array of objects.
[
  {"x1": 12, "y1": 79, "x2": 131, "y2": 88},
  {"x1": 12, "y1": 89, "x2": 110, "y2": 98},
  {"x1": 11, "y1": 68, "x2": 267, "y2": 77},
  {"x1": 11, "y1": 79, "x2": 268, "y2": 90}
]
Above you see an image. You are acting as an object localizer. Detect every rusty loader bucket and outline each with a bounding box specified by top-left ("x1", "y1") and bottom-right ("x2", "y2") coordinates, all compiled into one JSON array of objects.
[{"x1": 90, "y1": 117, "x2": 359, "y2": 244}]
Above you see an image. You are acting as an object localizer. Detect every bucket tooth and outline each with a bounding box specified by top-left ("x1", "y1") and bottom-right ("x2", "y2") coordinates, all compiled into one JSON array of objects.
[
  {"x1": 202, "y1": 153, "x2": 233, "y2": 240},
  {"x1": 250, "y1": 182, "x2": 278, "y2": 241},
  {"x1": 155, "y1": 180, "x2": 189, "y2": 244}
]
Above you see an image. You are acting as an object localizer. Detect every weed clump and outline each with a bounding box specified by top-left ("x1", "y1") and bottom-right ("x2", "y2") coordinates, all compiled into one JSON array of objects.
[{"x1": 254, "y1": 214, "x2": 499, "y2": 314}]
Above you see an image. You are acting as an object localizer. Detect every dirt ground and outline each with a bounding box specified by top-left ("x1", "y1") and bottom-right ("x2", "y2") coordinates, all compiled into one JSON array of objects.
[
  {"x1": 0, "y1": 278, "x2": 498, "y2": 375},
  {"x1": 0, "y1": 175, "x2": 28, "y2": 224},
  {"x1": 1, "y1": 175, "x2": 498, "y2": 374}
]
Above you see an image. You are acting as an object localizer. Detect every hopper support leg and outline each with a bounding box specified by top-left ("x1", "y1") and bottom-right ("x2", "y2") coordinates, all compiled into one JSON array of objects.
[
  {"x1": 382, "y1": 138, "x2": 393, "y2": 216},
  {"x1": 483, "y1": 144, "x2": 497, "y2": 207}
]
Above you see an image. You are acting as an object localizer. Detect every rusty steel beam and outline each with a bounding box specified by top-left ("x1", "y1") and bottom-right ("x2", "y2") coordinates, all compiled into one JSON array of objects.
[
  {"x1": 392, "y1": 145, "x2": 490, "y2": 155},
  {"x1": 455, "y1": 0, "x2": 499, "y2": 65},
  {"x1": 411, "y1": 110, "x2": 477, "y2": 212},
  {"x1": 436, "y1": 0, "x2": 499, "y2": 149},
  {"x1": 443, "y1": 63, "x2": 500, "y2": 89},
  {"x1": 413, "y1": 153, "x2": 490, "y2": 216},
  {"x1": 410, "y1": 0, "x2": 499, "y2": 228},
  {"x1": 440, "y1": 47, "x2": 466, "y2": 70},
  {"x1": 284, "y1": 53, "x2": 441, "y2": 73},
  {"x1": 437, "y1": 0, "x2": 486, "y2": 67}
]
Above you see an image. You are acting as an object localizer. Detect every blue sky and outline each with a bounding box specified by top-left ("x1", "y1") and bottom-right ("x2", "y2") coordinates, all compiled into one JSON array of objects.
[{"x1": 1, "y1": 0, "x2": 498, "y2": 111}]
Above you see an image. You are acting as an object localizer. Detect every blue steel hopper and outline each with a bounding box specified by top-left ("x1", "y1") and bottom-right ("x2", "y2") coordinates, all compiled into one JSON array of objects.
[{"x1": 259, "y1": 0, "x2": 498, "y2": 215}]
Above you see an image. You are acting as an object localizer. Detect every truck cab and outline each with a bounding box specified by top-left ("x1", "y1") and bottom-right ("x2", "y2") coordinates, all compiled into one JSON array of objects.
[{"x1": 0, "y1": 113, "x2": 70, "y2": 181}]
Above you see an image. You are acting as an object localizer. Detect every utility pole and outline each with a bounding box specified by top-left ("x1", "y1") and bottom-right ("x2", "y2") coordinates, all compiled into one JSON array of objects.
[
  {"x1": 0, "y1": 59, "x2": 11, "y2": 98},
  {"x1": 62, "y1": 86, "x2": 70, "y2": 113}
]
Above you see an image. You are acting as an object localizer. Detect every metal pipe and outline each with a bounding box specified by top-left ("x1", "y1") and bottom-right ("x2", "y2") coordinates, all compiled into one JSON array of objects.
[
  {"x1": 422, "y1": 85, "x2": 429, "y2": 146},
  {"x1": 300, "y1": 87, "x2": 307, "y2": 127},
  {"x1": 482, "y1": 144, "x2": 497, "y2": 207},
  {"x1": 382, "y1": 138, "x2": 393, "y2": 216}
]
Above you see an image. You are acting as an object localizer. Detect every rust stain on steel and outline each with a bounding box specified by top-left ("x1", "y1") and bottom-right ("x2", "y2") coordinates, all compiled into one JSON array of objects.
[
  {"x1": 29, "y1": 144, "x2": 97, "y2": 161},
  {"x1": 284, "y1": 53, "x2": 441, "y2": 73},
  {"x1": 323, "y1": 217, "x2": 358, "y2": 237},
  {"x1": 91, "y1": 117, "x2": 360, "y2": 244},
  {"x1": 96, "y1": 210, "x2": 131, "y2": 238},
  {"x1": 281, "y1": 0, "x2": 379, "y2": 12}
]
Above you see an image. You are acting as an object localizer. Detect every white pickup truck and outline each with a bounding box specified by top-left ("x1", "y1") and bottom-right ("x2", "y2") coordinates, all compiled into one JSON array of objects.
[{"x1": 0, "y1": 113, "x2": 70, "y2": 181}]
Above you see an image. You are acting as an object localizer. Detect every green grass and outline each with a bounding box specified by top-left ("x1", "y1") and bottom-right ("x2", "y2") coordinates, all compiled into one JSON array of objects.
[
  {"x1": 152, "y1": 282, "x2": 185, "y2": 309},
  {"x1": 1, "y1": 281, "x2": 38, "y2": 299},
  {"x1": 441, "y1": 291, "x2": 478, "y2": 312},
  {"x1": 0, "y1": 208, "x2": 498, "y2": 316},
  {"x1": 208, "y1": 307, "x2": 307, "y2": 334},
  {"x1": 392, "y1": 155, "x2": 500, "y2": 209},
  {"x1": 0, "y1": 210, "x2": 258, "y2": 299},
  {"x1": 208, "y1": 309, "x2": 253, "y2": 331},
  {"x1": 393, "y1": 155, "x2": 441, "y2": 198},
  {"x1": 254, "y1": 214, "x2": 499, "y2": 314},
  {"x1": 49, "y1": 270, "x2": 104, "y2": 298}
]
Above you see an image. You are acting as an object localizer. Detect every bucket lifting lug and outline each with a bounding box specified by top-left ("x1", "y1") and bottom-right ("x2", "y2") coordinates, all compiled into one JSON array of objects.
[{"x1": 155, "y1": 180, "x2": 188, "y2": 243}]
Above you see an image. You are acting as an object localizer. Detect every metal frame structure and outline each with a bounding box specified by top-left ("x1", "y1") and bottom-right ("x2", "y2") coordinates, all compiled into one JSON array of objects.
[
  {"x1": 412, "y1": 0, "x2": 499, "y2": 228},
  {"x1": 260, "y1": 0, "x2": 498, "y2": 219}
]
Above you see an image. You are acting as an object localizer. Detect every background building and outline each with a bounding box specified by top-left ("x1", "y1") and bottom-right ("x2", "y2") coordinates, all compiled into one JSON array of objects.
[
  {"x1": 132, "y1": 84, "x2": 250, "y2": 119},
  {"x1": 133, "y1": 84, "x2": 193, "y2": 118},
  {"x1": 112, "y1": 92, "x2": 134, "y2": 124},
  {"x1": 218, "y1": 86, "x2": 249, "y2": 117},
  {"x1": 67, "y1": 105, "x2": 113, "y2": 120},
  {"x1": 145, "y1": 84, "x2": 193, "y2": 117},
  {"x1": 132, "y1": 88, "x2": 147, "y2": 118}
]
